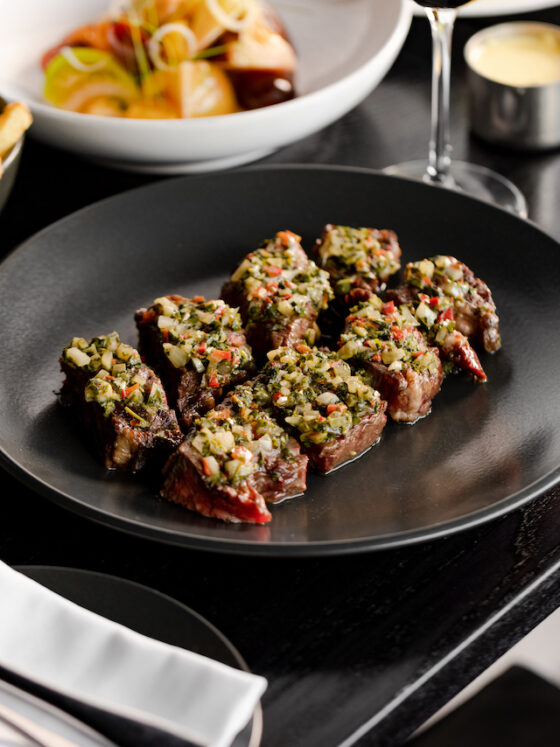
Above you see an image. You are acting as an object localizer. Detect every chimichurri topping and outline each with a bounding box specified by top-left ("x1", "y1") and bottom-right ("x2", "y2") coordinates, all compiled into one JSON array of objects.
[
  {"x1": 405, "y1": 255, "x2": 491, "y2": 315},
  {"x1": 231, "y1": 231, "x2": 333, "y2": 322},
  {"x1": 338, "y1": 296, "x2": 440, "y2": 375},
  {"x1": 147, "y1": 296, "x2": 253, "y2": 388},
  {"x1": 62, "y1": 333, "x2": 169, "y2": 424},
  {"x1": 316, "y1": 225, "x2": 401, "y2": 296},
  {"x1": 190, "y1": 384, "x2": 293, "y2": 487},
  {"x1": 254, "y1": 345, "x2": 383, "y2": 447}
]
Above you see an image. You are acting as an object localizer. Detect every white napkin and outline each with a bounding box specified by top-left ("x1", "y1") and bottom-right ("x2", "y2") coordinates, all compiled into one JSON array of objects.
[{"x1": 0, "y1": 563, "x2": 266, "y2": 747}]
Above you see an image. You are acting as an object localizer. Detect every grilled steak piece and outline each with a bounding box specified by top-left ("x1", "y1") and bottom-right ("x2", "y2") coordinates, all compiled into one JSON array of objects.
[
  {"x1": 161, "y1": 385, "x2": 308, "y2": 524},
  {"x1": 136, "y1": 295, "x2": 255, "y2": 429},
  {"x1": 60, "y1": 332, "x2": 183, "y2": 472},
  {"x1": 388, "y1": 255, "x2": 501, "y2": 353},
  {"x1": 314, "y1": 224, "x2": 401, "y2": 307},
  {"x1": 338, "y1": 298, "x2": 443, "y2": 423},
  {"x1": 221, "y1": 231, "x2": 333, "y2": 358},
  {"x1": 252, "y1": 345, "x2": 387, "y2": 473},
  {"x1": 386, "y1": 267, "x2": 489, "y2": 382}
]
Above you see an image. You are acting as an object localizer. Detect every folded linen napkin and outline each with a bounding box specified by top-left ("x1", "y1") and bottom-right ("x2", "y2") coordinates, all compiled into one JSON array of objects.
[{"x1": 0, "y1": 563, "x2": 266, "y2": 747}]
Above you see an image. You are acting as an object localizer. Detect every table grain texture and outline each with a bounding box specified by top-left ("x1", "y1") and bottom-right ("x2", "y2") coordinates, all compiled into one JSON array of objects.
[{"x1": 1, "y1": 7, "x2": 560, "y2": 746}]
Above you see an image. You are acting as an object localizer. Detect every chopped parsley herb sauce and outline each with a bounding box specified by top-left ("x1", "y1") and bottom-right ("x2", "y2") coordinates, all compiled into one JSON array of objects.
[
  {"x1": 255, "y1": 345, "x2": 383, "y2": 447},
  {"x1": 150, "y1": 296, "x2": 253, "y2": 389},
  {"x1": 62, "y1": 332, "x2": 167, "y2": 425},
  {"x1": 338, "y1": 296, "x2": 440, "y2": 375},
  {"x1": 230, "y1": 231, "x2": 333, "y2": 323},
  {"x1": 190, "y1": 385, "x2": 293, "y2": 487},
  {"x1": 405, "y1": 255, "x2": 488, "y2": 310},
  {"x1": 316, "y1": 225, "x2": 401, "y2": 296}
]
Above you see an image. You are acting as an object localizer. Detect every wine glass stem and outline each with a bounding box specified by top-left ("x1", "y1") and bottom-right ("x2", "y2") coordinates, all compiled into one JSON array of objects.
[{"x1": 425, "y1": 8, "x2": 457, "y2": 185}]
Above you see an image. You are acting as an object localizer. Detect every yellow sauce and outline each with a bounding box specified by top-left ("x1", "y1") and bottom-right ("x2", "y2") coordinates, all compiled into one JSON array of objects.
[{"x1": 471, "y1": 30, "x2": 560, "y2": 87}]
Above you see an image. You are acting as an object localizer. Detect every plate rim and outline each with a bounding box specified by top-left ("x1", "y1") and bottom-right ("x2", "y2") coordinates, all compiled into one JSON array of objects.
[{"x1": 2, "y1": 163, "x2": 560, "y2": 556}]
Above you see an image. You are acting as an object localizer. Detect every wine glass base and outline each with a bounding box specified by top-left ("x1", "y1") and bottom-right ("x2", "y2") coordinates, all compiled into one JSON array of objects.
[{"x1": 382, "y1": 159, "x2": 528, "y2": 218}]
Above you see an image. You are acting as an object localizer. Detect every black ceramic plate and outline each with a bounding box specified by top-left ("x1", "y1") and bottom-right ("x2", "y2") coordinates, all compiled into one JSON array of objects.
[
  {"x1": 1, "y1": 166, "x2": 559, "y2": 555},
  {"x1": 17, "y1": 567, "x2": 261, "y2": 747}
]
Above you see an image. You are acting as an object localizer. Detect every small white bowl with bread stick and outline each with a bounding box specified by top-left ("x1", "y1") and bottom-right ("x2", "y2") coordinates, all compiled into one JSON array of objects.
[{"x1": 0, "y1": 100, "x2": 32, "y2": 214}]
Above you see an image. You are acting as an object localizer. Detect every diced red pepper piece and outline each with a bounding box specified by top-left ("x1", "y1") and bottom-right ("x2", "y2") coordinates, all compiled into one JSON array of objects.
[
  {"x1": 277, "y1": 230, "x2": 301, "y2": 246},
  {"x1": 438, "y1": 308, "x2": 454, "y2": 323},
  {"x1": 429, "y1": 296, "x2": 440, "y2": 307},
  {"x1": 120, "y1": 383, "x2": 140, "y2": 399},
  {"x1": 208, "y1": 372, "x2": 219, "y2": 388},
  {"x1": 392, "y1": 326, "x2": 405, "y2": 341},
  {"x1": 197, "y1": 342, "x2": 207, "y2": 354},
  {"x1": 382, "y1": 301, "x2": 396, "y2": 315},
  {"x1": 201, "y1": 457, "x2": 215, "y2": 476},
  {"x1": 212, "y1": 349, "x2": 232, "y2": 361},
  {"x1": 265, "y1": 265, "x2": 282, "y2": 277},
  {"x1": 192, "y1": 295, "x2": 205, "y2": 303}
]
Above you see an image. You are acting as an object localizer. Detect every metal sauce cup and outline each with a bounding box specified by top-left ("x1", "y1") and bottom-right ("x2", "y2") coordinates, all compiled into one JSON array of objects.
[{"x1": 465, "y1": 22, "x2": 560, "y2": 150}]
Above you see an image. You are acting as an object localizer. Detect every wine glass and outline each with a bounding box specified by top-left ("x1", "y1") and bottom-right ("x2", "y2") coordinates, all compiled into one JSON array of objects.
[{"x1": 384, "y1": 0, "x2": 527, "y2": 217}]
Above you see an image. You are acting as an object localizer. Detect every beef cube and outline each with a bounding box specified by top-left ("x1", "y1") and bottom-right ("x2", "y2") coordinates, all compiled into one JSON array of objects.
[
  {"x1": 136, "y1": 295, "x2": 255, "y2": 428},
  {"x1": 338, "y1": 298, "x2": 444, "y2": 423},
  {"x1": 386, "y1": 262, "x2": 489, "y2": 382},
  {"x1": 314, "y1": 224, "x2": 401, "y2": 306},
  {"x1": 161, "y1": 385, "x2": 308, "y2": 524},
  {"x1": 60, "y1": 332, "x2": 183, "y2": 472},
  {"x1": 255, "y1": 346, "x2": 387, "y2": 472},
  {"x1": 397, "y1": 255, "x2": 501, "y2": 353},
  {"x1": 221, "y1": 230, "x2": 333, "y2": 357}
]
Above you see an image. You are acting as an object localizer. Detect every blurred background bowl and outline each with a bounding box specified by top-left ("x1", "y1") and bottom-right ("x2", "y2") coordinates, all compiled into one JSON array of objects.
[
  {"x1": 0, "y1": 0, "x2": 411, "y2": 174},
  {"x1": 0, "y1": 97, "x2": 24, "y2": 215}
]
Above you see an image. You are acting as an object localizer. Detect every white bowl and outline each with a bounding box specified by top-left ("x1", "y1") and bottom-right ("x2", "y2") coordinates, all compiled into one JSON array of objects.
[{"x1": 0, "y1": 0, "x2": 411, "y2": 173}]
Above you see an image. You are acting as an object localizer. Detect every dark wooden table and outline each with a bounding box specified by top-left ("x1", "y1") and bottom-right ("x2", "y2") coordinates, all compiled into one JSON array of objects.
[{"x1": 2, "y1": 6, "x2": 560, "y2": 746}]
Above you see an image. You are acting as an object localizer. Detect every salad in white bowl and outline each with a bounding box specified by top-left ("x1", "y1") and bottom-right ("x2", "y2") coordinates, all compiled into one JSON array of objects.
[
  {"x1": 0, "y1": 0, "x2": 411, "y2": 172},
  {"x1": 41, "y1": 0, "x2": 298, "y2": 119}
]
